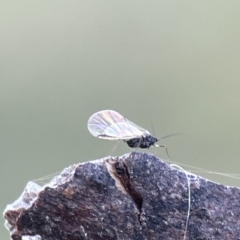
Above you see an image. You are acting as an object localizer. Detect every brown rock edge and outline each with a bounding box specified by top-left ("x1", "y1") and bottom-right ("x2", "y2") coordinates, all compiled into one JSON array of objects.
[{"x1": 3, "y1": 152, "x2": 240, "y2": 240}]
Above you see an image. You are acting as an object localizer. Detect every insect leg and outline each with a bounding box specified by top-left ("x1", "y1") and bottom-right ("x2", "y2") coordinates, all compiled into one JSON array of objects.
[
  {"x1": 137, "y1": 137, "x2": 142, "y2": 148},
  {"x1": 109, "y1": 141, "x2": 120, "y2": 155},
  {"x1": 157, "y1": 144, "x2": 170, "y2": 160}
]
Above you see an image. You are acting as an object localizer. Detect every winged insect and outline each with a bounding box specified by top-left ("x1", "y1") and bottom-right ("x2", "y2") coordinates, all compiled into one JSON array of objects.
[{"x1": 87, "y1": 110, "x2": 160, "y2": 150}]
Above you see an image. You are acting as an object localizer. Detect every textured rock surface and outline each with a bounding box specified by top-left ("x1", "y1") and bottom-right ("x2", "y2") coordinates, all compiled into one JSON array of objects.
[{"x1": 3, "y1": 152, "x2": 240, "y2": 240}]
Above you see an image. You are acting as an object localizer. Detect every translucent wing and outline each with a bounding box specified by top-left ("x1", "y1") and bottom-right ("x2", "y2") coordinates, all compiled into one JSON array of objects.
[{"x1": 87, "y1": 110, "x2": 150, "y2": 140}]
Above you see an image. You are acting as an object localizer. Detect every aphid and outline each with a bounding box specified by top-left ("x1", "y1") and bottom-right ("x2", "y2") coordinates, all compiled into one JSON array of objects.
[{"x1": 87, "y1": 110, "x2": 160, "y2": 149}]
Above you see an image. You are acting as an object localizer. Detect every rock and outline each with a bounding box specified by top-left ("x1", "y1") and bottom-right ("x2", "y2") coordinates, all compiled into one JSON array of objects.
[{"x1": 3, "y1": 152, "x2": 240, "y2": 240}]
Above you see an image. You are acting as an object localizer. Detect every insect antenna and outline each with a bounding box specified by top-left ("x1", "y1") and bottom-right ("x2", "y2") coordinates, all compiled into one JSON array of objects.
[
  {"x1": 160, "y1": 132, "x2": 188, "y2": 140},
  {"x1": 150, "y1": 122, "x2": 156, "y2": 138}
]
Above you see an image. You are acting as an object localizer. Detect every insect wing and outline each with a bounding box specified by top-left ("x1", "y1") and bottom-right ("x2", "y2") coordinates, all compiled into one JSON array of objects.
[{"x1": 87, "y1": 110, "x2": 150, "y2": 140}]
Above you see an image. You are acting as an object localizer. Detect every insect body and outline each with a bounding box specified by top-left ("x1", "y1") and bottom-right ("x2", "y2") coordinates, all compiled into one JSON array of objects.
[
  {"x1": 87, "y1": 110, "x2": 159, "y2": 149},
  {"x1": 125, "y1": 135, "x2": 158, "y2": 149}
]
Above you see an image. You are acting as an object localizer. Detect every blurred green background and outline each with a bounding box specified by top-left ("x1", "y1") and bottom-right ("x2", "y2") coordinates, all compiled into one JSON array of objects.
[{"x1": 1, "y1": 1, "x2": 240, "y2": 238}]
